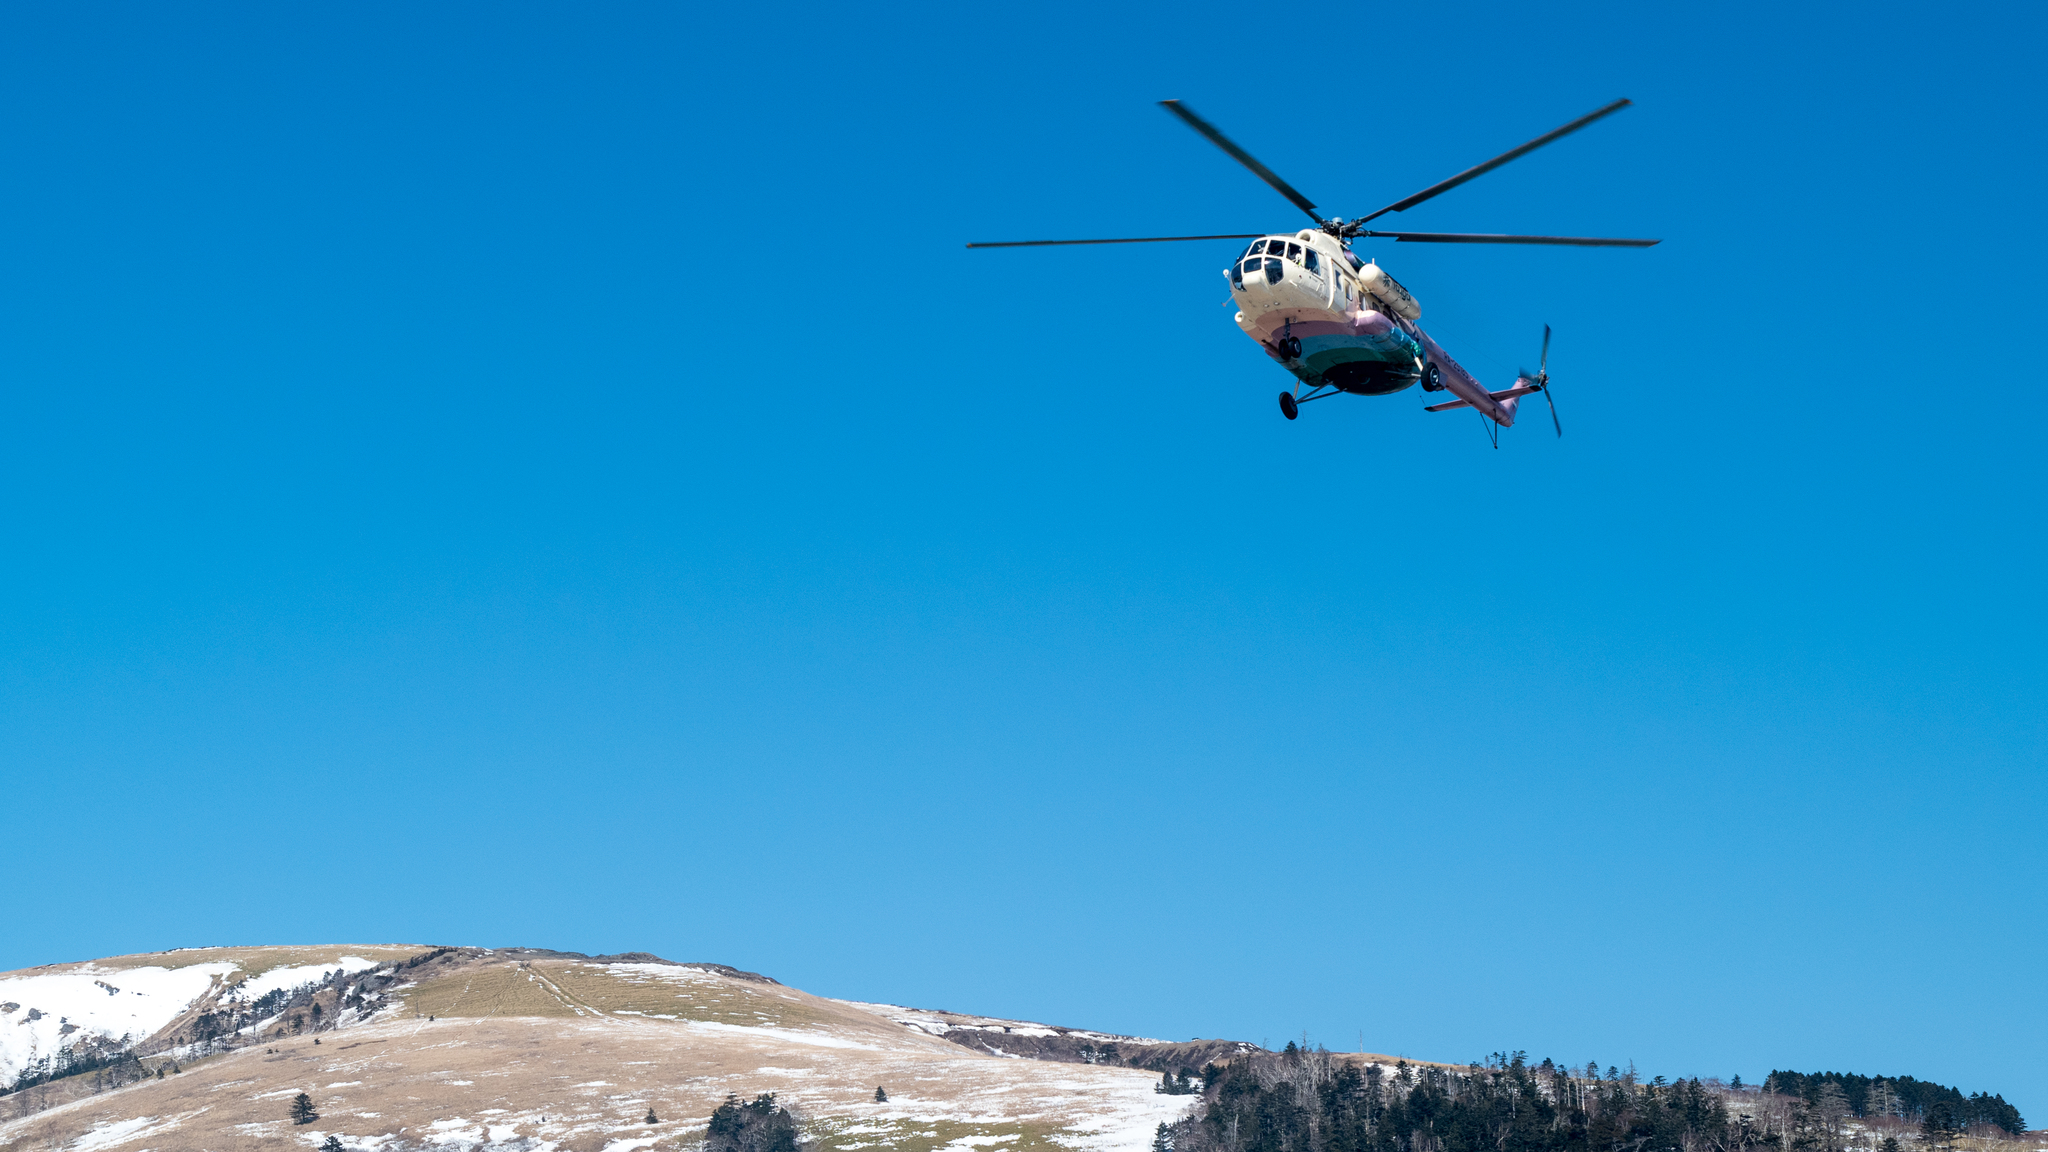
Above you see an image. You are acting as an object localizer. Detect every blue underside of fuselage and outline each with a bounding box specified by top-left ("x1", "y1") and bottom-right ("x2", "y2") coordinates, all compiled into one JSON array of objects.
[{"x1": 1292, "y1": 329, "x2": 1425, "y2": 395}]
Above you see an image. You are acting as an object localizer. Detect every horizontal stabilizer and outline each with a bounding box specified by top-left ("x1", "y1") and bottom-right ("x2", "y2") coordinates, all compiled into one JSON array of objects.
[{"x1": 1424, "y1": 381, "x2": 1541, "y2": 414}]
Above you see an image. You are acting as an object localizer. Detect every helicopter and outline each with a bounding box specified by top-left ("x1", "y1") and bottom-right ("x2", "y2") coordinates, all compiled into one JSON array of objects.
[{"x1": 968, "y1": 99, "x2": 1659, "y2": 442}]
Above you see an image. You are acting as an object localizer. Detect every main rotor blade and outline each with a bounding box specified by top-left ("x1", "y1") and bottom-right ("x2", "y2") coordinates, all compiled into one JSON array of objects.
[
  {"x1": 1159, "y1": 100, "x2": 1325, "y2": 226},
  {"x1": 966, "y1": 233, "x2": 1264, "y2": 248},
  {"x1": 1356, "y1": 230, "x2": 1660, "y2": 246},
  {"x1": 1356, "y1": 98, "x2": 1634, "y2": 225}
]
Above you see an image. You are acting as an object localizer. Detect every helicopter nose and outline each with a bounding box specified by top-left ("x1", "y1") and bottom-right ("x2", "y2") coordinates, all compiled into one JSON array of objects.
[{"x1": 1231, "y1": 256, "x2": 1283, "y2": 297}]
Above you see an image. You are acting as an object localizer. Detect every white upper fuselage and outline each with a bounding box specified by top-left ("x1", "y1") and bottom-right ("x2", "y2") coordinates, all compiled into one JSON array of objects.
[{"x1": 1228, "y1": 230, "x2": 1364, "y2": 346}]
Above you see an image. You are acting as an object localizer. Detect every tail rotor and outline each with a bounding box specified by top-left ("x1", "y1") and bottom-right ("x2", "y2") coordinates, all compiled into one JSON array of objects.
[{"x1": 1519, "y1": 324, "x2": 1561, "y2": 438}]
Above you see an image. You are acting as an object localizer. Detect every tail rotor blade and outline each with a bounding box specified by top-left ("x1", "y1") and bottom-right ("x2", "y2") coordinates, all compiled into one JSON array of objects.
[
  {"x1": 1539, "y1": 324, "x2": 1551, "y2": 377},
  {"x1": 1543, "y1": 384, "x2": 1562, "y2": 437}
]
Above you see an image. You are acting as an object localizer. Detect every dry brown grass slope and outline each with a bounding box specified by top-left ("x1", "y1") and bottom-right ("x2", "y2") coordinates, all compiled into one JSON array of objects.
[{"x1": 0, "y1": 947, "x2": 1208, "y2": 1152}]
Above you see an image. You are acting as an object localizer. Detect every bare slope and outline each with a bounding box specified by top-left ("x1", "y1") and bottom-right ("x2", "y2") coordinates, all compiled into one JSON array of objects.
[
  {"x1": 838, "y1": 1002, "x2": 1256, "y2": 1072},
  {"x1": 0, "y1": 947, "x2": 1207, "y2": 1152}
]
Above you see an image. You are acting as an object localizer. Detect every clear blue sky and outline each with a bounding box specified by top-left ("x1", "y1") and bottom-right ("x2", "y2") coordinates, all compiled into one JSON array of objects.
[{"x1": 3, "y1": 0, "x2": 2042, "y2": 1123}]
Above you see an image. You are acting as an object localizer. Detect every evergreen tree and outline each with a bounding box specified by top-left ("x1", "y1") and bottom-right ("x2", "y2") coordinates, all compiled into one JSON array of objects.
[
  {"x1": 647, "y1": 1108, "x2": 660, "y2": 1124},
  {"x1": 1152, "y1": 1123, "x2": 1171, "y2": 1152},
  {"x1": 1880, "y1": 1137, "x2": 1901, "y2": 1152},
  {"x1": 874, "y1": 1087, "x2": 888, "y2": 1103},
  {"x1": 707, "y1": 1091, "x2": 801, "y2": 1152},
  {"x1": 1921, "y1": 1100, "x2": 1962, "y2": 1152},
  {"x1": 321, "y1": 1137, "x2": 345, "y2": 1152},
  {"x1": 289, "y1": 1093, "x2": 319, "y2": 1125}
]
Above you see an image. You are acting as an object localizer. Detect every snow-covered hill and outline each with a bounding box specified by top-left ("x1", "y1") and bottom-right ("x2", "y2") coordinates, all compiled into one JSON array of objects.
[
  {"x1": 0, "y1": 949, "x2": 393, "y2": 1086},
  {"x1": 0, "y1": 946, "x2": 1227, "y2": 1152}
]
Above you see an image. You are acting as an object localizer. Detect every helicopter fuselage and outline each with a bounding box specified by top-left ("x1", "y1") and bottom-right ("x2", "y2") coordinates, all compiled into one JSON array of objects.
[
  {"x1": 1229, "y1": 230, "x2": 1419, "y2": 395},
  {"x1": 1227, "y1": 228, "x2": 1525, "y2": 426}
]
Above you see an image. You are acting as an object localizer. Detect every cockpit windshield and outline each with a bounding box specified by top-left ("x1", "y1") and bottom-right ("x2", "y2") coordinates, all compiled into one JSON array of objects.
[{"x1": 1232, "y1": 236, "x2": 1328, "y2": 289}]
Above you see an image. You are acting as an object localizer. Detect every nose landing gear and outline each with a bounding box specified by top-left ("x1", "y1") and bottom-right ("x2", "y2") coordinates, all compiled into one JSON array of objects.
[{"x1": 1278, "y1": 382, "x2": 1340, "y2": 420}]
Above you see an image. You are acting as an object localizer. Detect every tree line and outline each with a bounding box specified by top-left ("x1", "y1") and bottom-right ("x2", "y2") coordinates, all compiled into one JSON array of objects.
[
  {"x1": 1763, "y1": 1072, "x2": 2022, "y2": 1137},
  {"x1": 1157, "y1": 1045, "x2": 2027, "y2": 1152},
  {"x1": 2, "y1": 1034, "x2": 146, "y2": 1096}
]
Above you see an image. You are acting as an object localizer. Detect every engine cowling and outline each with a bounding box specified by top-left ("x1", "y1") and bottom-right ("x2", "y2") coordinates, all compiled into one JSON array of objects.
[{"x1": 1356, "y1": 262, "x2": 1421, "y2": 321}]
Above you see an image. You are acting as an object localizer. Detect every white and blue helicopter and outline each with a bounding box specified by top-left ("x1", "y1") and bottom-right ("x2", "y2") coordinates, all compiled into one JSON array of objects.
[{"x1": 970, "y1": 99, "x2": 1659, "y2": 442}]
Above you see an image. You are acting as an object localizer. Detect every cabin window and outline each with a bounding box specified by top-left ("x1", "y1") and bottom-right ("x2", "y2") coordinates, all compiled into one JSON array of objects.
[
  {"x1": 1286, "y1": 243, "x2": 1301, "y2": 260},
  {"x1": 1304, "y1": 250, "x2": 1320, "y2": 273}
]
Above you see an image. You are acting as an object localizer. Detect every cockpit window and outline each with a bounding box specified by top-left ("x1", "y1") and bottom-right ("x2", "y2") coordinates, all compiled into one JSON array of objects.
[
  {"x1": 1247, "y1": 240, "x2": 1268, "y2": 255},
  {"x1": 1287, "y1": 243, "x2": 1301, "y2": 260}
]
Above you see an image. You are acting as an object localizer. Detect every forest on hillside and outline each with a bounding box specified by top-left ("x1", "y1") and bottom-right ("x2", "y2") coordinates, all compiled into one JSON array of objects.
[
  {"x1": 1762, "y1": 1072, "x2": 2022, "y2": 1138},
  {"x1": 1157, "y1": 1047, "x2": 2028, "y2": 1152}
]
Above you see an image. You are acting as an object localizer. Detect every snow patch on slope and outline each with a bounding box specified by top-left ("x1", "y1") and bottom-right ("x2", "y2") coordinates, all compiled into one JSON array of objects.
[
  {"x1": 1048, "y1": 1073, "x2": 1199, "y2": 1152},
  {"x1": 679, "y1": 1020, "x2": 876, "y2": 1050},
  {"x1": 0, "y1": 964, "x2": 238, "y2": 1081},
  {"x1": 63, "y1": 1107, "x2": 208, "y2": 1152},
  {"x1": 233, "y1": 957, "x2": 379, "y2": 1003},
  {"x1": 835, "y1": 1001, "x2": 1165, "y2": 1046}
]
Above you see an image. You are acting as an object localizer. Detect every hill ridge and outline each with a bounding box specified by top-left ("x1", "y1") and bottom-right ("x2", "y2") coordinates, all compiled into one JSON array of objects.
[{"x1": 0, "y1": 943, "x2": 1229, "y2": 1152}]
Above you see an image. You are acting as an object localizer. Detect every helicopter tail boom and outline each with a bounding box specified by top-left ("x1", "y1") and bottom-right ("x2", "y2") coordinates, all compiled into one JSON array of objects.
[
  {"x1": 1423, "y1": 382, "x2": 1542, "y2": 414},
  {"x1": 1413, "y1": 328, "x2": 1518, "y2": 427}
]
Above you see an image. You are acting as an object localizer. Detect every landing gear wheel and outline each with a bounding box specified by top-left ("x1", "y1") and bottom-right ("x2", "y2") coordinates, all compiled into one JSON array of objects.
[
  {"x1": 1422, "y1": 363, "x2": 1444, "y2": 392},
  {"x1": 1280, "y1": 336, "x2": 1303, "y2": 359},
  {"x1": 1278, "y1": 392, "x2": 1299, "y2": 420}
]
